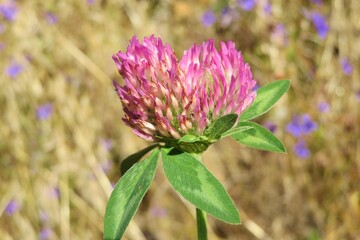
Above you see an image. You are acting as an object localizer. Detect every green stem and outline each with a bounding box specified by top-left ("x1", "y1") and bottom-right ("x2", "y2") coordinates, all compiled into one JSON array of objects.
[{"x1": 196, "y1": 208, "x2": 207, "y2": 240}]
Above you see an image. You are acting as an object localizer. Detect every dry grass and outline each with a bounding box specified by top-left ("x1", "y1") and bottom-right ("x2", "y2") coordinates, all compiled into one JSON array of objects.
[{"x1": 0, "y1": 0, "x2": 359, "y2": 239}]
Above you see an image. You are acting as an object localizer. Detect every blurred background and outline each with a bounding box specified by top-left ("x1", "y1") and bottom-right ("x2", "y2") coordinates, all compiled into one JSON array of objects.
[{"x1": 0, "y1": 0, "x2": 359, "y2": 239}]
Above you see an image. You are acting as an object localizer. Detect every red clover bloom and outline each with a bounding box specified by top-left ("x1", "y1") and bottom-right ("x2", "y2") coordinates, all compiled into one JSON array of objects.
[{"x1": 113, "y1": 36, "x2": 256, "y2": 145}]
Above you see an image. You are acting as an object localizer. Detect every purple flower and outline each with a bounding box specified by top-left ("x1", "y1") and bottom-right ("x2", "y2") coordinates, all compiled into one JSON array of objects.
[
  {"x1": 220, "y1": 7, "x2": 239, "y2": 28},
  {"x1": 263, "y1": 2, "x2": 272, "y2": 15},
  {"x1": 0, "y1": 0, "x2": 18, "y2": 21},
  {"x1": 6, "y1": 62, "x2": 23, "y2": 78},
  {"x1": 264, "y1": 121, "x2": 277, "y2": 133},
  {"x1": 271, "y1": 23, "x2": 288, "y2": 46},
  {"x1": 49, "y1": 186, "x2": 61, "y2": 199},
  {"x1": 311, "y1": 12, "x2": 329, "y2": 39},
  {"x1": 36, "y1": 103, "x2": 53, "y2": 120},
  {"x1": 45, "y1": 12, "x2": 58, "y2": 25},
  {"x1": 317, "y1": 101, "x2": 329, "y2": 113},
  {"x1": 39, "y1": 227, "x2": 53, "y2": 240},
  {"x1": 5, "y1": 199, "x2": 20, "y2": 215},
  {"x1": 112, "y1": 36, "x2": 257, "y2": 142},
  {"x1": 340, "y1": 58, "x2": 353, "y2": 76},
  {"x1": 311, "y1": 0, "x2": 323, "y2": 4},
  {"x1": 286, "y1": 114, "x2": 318, "y2": 137},
  {"x1": 87, "y1": 0, "x2": 95, "y2": 5},
  {"x1": 202, "y1": 10, "x2": 216, "y2": 27},
  {"x1": 293, "y1": 140, "x2": 310, "y2": 159},
  {"x1": 238, "y1": 0, "x2": 256, "y2": 11}
]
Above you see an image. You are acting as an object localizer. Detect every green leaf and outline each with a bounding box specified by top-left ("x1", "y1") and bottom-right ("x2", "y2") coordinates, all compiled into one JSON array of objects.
[
  {"x1": 120, "y1": 144, "x2": 159, "y2": 175},
  {"x1": 232, "y1": 122, "x2": 286, "y2": 152},
  {"x1": 104, "y1": 149, "x2": 160, "y2": 240},
  {"x1": 205, "y1": 114, "x2": 238, "y2": 140},
  {"x1": 161, "y1": 148, "x2": 240, "y2": 224},
  {"x1": 221, "y1": 125, "x2": 253, "y2": 138},
  {"x1": 240, "y1": 80, "x2": 290, "y2": 121}
]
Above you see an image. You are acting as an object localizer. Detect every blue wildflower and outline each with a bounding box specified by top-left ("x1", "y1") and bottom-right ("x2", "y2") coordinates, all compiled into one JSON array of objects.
[
  {"x1": 49, "y1": 186, "x2": 60, "y2": 199},
  {"x1": 202, "y1": 10, "x2": 216, "y2": 27},
  {"x1": 317, "y1": 101, "x2": 329, "y2": 113},
  {"x1": 238, "y1": 0, "x2": 256, "y2": 11},
  {"x1": 264, "y1": 121, "x2": 277, "y2": 133},
  {"x1": 271, "y1": 23, "x2": 288, "y2": 46},
  {"x1": 45, "y1": 12, "x2": 58, "y2": 25},
  {"x1": 311, "y1": 0, "x2": 323, "y2": 4},
  {"x1": 6, "y1": 62, "x2": 23, "y2": 78},
  {"x1": 0, "y1": 0, "x2": 18, "y2": 21},
  {"x1": 5, "y1": 199, "x2": 20, "y2": 215},
  {"x1": 286, "y1": 114, "x2": 318, "y2": 137},
  {"x1": 293, "y1": 140, "x2": 310, "y2": 159},
  {"x1": 263, "y1": 2, "x2": 272, "y2": 15},
  {"x1": 340, "y1": 58, "x2": 353, "y2": 76},
  {"x1": 311, "y1": 12, "x2": 329, "y2": 39},
  {"x1": 36, "y1": 103, "x2": 53, "y2": 120},
  {"x1": 39, "y1": 227, "x2": 53, "y2": 240}
]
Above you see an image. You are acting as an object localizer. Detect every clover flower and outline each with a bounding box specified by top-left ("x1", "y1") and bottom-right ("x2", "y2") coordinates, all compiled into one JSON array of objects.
[{"x1": 112, "y1": 36, "x2": 256, "y2": 144}]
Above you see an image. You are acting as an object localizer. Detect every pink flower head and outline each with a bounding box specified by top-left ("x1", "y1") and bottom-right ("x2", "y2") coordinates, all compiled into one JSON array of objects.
[{"x1": 113, "y1": 36, "x2": 256, "y2": 142}]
